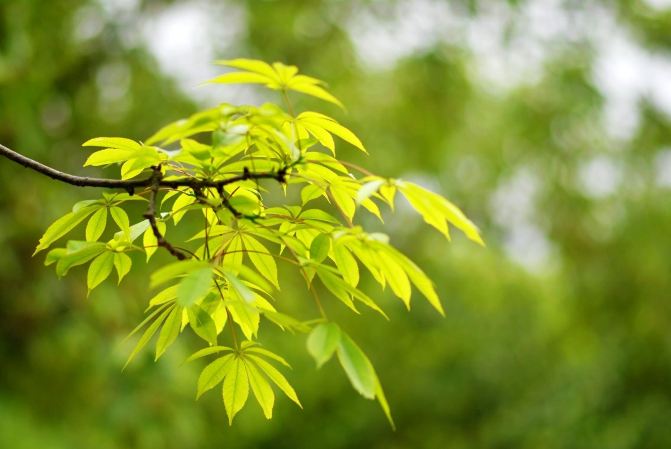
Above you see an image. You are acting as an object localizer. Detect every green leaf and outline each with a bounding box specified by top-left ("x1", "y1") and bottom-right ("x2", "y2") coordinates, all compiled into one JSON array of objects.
[
  {"x1": 307, "y1": 323, "x2": 341, "y2": 368},
  {"x1": 297, "y1": 112, "x2": 365, "y2": 152},
  {"x1": 356, "y1": 179, "x2": 384, "y2": 205},
  {"x1": 151, "y1": 260, "x2": 209, "y2": 288},
  {"x1": 208, "y1": 72, "x2": 273, "y2": 85},
  {"x1": 289, "y1": 83, "x2": 344, "y2": 109},
  {"x1": 247, "y1": 355, "x2": 301, "y2": 407},
  {"x1": 245, "y1": 360, "x2": 275, "y2": 419},
  {"x1": 336, "y1": 331, "x2": 377, "y2": 399},
  {"x1": 227, "y1": 298, "x2": 259, "y2": 340},
  {"x1": 34, "y1": 206, "x2": 98, "y2": 254},
  {"x1": 84, "y1": 149, "x2": 134, "y2": 167},
  {"x1": 55, "y1": 241, "x2": 107, "y2": 276},
  {"x1": 85, "y1": 208, "x2": 107, "y2": 241},
  {"x1": 197, "y1": 354, "x2": 235, "y2": 398},
  {"x1": 155, "y1": 305, "x2": 183, "y2": 359},
  {"x1": 109, "y1": 207, "x2": 130, "y2": 240},
  {"x1": 332, "y1": 243, "x2": 359, "y2": 287},
  {"x1": 241, "y1": 235, "x2": 278, "y2": 289},
  {"x1": 177, "y1": 267, "x2": 213, "y2": 307},
  {"x1": 82, "y1": 137, "x2": 141, "y2": 151},
  {"x1": 188, "y1": 305, "x2": 218, "y2": 345},
  {"x1": 87, "y1": 251, "x2": 114, "y2": 293},
  {"x1": 222, "y1": 357, "x2": 250, "y2": 425},
  {"x1": 148, "y1": 285, "x2": 178, "y2": 308},
  {"x1": 244, "y1": 346, "x2": 291, "y2": 368},
  {"x1": 398, "y1": 181, "x2": 484, "y2": 245},
  {"x1": 309, "y1": 234, "x2": 331, "y2": 263},
  {"x1": 113, "y1": 252, "x2": 132, "y2": 284},
  {"x1": 374, "y1": 374, "x2": 395, "y2": 430},
  {"x1": 381, "y1": 244, "x2": 444, "y2": 316},
  {"x1": 124, "y1": 305, "x2": 172, "y2": 368},
  {"x1": 216, "y1": 58, "x2": 279, "y2": 80},
  {"x1": 223, "y1": 270, "x2": 255, "y2": 303},
  {"x1": 185, "y1": 346, "x2": 234, "y2": 363}
]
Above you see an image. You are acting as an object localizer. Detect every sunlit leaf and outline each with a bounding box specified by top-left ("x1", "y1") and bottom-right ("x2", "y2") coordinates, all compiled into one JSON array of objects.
[{"x1": 307, "y1": 323, "x2": 341, "y2": 368}]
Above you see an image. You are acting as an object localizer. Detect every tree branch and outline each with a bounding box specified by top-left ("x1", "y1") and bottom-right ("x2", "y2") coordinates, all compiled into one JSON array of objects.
[{"x1": 0, "y1": 143, "x2": 287, "y2": 192}]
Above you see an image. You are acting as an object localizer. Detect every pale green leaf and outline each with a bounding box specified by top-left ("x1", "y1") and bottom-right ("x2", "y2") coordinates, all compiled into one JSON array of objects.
[
  {"x1": 124, "y1": 305, "x2": 172, "y2": 368},
  {"x1": 82, "y1": 137, "x2": 141, "y2": 151},
  {"x1": 177, "y1": 267, "x2": 213, "y2": 307},
  {"x1": 113, "y1": 252, "x2": 132, "y2": 284},
  {"x1": 245, "y1": 360, "x2": 275, "y2": 419},
  {"x1": 332, "y1": 243, "x2": 359, "y2": 287},
  {"x1": 85, "y1": 208, "x2": 107, "y2": 241},
  {"x1": 336, "y1": 331, "x2": 377, "y2": 399},
  {"x1": 244, "y1": 346, "x2": 291, "y2": 368},
  {"x1": 187, "y1": 304, "x2": 218, "y2": 345},
  {"x1": 155, "y1": 305, "x2": 183, "y2": 359},
  {"x1": 247, "y1": 355, "x2": 301, "y2": 407},
  {"x1": 208, "y1": 72, "x2": 274, "y2": 85},
  {"x1": 34, "y1": 206, "x2": 98, "y2": 254},
  {"x1": 109, "y1": 207, "x2": 130, "y2": 240},
  {"x1": 197, "y1": 354, "x2": 235, "y2": 398},
  {"x1": 87, "y1": 251, "x2": 114, "y2": 293},
  {"x1": 307, "y1": 323, "x2": 341, "y2": 368},
  {"x1": 289, "y1": 83, "x2": 344, "y2": 109},
  {"x1": 309, "y1": 234, "x2": 331, "y2": 263},
  {"x1": 241, "y1": 235, "x2": 278, "y2": 289},
  {"x1": 223, "y1": 357, "x2": 250, "y2": 425},
  {"x1": 185, "y1": 346, "x2": 234, "y2": 363}
]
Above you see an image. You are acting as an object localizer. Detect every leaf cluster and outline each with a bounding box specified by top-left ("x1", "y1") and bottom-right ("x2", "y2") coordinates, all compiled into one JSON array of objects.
[{"x1": 36, "y1": 59, "x2": 482, "y2": 426}]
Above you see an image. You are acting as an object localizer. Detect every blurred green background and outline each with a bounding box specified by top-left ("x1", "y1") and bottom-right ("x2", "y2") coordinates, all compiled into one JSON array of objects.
[{"x1": 2, "y1": 0, "x2": 671, "y2": 448}]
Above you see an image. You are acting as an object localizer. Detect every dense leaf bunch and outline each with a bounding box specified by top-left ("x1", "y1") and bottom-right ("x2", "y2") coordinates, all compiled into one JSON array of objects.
[{"x1": 36, "y1": 59, "x2": 482, "y2": 426}]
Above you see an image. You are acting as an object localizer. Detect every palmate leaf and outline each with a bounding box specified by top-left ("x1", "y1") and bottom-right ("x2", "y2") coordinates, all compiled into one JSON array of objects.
[{"x1": 212, "y1": 59, "x2": 344, "y2": 108}]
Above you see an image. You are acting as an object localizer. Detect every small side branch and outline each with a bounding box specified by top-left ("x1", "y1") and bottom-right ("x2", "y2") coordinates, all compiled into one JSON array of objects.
[{"x1": 143, "y1": 167, "x2": 189, "y2": 261}]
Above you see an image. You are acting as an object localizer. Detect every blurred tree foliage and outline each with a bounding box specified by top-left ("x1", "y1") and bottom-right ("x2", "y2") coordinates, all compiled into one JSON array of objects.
[{"x1": 1, "y1": 1, "x2": 671, "y2": 448}]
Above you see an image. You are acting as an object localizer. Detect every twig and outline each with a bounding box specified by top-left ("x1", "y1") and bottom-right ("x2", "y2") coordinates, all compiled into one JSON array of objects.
[{"x1": 142, "y1": 167, "x2": 189, "y2": 260}]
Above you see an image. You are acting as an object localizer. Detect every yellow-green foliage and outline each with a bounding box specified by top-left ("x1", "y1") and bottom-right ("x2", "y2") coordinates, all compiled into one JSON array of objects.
[{"x1": 35, "y1": 59, "x2": 482, "y2": 426}]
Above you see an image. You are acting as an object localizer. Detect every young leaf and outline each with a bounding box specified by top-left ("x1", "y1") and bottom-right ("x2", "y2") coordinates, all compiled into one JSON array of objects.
[
  {"x1": 332, "y1": 243, "x2": 359, "y2": 287},
  {"x1": 187, "y1": 305, "x2": 218, "y2": 345},
  {"x1": 155, "y1": 305, "x2": 183, "y2": 359},
  {"x1": 247, "y1": 355, "x2": 301, "y2": 407},
  {"x1": 87, "y1": 251, "x2": 114, "y2": 293},
  {"x1": 113, "y1": 252, "x2": 132, "y2": 284},
  {"x1": 82, "y1": 136, "x2": 141, "y2": 151},
  {"x1": 245, "y1": 360, "x2": 275, "y2": 419},
  {"x1": 241, "y1": 235, "x2": 279, "y2": 289},
  {"x1": 336, "y1": 331, "x2": 376, "y2": 399},
  {"x1": 309, "y1": 234, "x2": 331, "y2": 263},
  {"x1": 85, "y1": 208, "x2": 107, "y2": 241},
  {"x1": 34, "y1": 205, "x2": 98, "y2": 254},
  {"x1": 186, "y1": 346, "x2": 234, "y2": 363},
  {"x1": 124, "y1": 305, "x2": 172, "y2": 368},
  {"x1": 109, "y1": 207, "x2": 130, "y2": 240},
  {"x1": 307, "y1": 322, "x2": 341, "y2": 368},
  {"x1": 177, "y1": 267, "x2": 213, "y2": 307},
  {"x1": 197, "y1": 354, "x2": 235, "y2": 399},
  {"x1": 223, "y1": 357, "x2": 250, "y2": 425}
]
